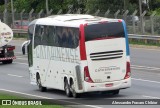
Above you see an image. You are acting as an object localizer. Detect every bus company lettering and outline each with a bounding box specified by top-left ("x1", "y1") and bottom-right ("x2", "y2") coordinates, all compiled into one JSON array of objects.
[
  {"x1": 95, "y1": 66, "x2": 120, "y2": 72},
  {"x1": 34, "y1": 46, "x2": 79, "y2": 63}
]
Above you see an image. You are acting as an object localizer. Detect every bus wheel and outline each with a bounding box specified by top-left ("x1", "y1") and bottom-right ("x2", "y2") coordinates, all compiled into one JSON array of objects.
[
  {"x1": 64, "y1": 79, "x2": 72, "y2": 97},
  {"x1": 70, "y1": 81, "x2": 80, "y2": 98},
  {"x1": 36, "y1": 74, "x2": 47, "y2": 92}
]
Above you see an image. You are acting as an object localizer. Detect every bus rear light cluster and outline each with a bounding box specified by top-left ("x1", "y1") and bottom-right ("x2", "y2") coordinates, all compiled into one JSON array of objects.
[
  {"x1": 84, "y1": 66, "x2": 93, "y2": 83},
  {"x1": 118, "y1": 19, "x2": 122, "y2": 22},
  {"x1": 124, "y1": 62, "x2": 131, "y2": 79}
]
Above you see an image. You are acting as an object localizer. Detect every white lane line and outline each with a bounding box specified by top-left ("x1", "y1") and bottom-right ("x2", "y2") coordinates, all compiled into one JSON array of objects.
[
  {"x1": 142, "y1": 95, "x2": 160, "y2": 99},
  {"x1": 132, "y1": 78, "x2": 160, "y2": 84},
  {"x1": 0, "y1": 89, "x2": 103, "y2": 108},
  {"x1": 16, "y1": 57, "x2": 27, "y2": 60},
  {"x1": 131, "y1": 47, "x2": 160, "y2": 51},
  {"x1": 7, "y1": 74, "x2": 24, "y2": 78},
  {"x1": 131, "y1": 67, "x2": 160, "y2": 71},
  {"x1": 131, "y1": 65, "x2": 160, "y2": 71},
  {"x1": 132, "y1": 65, "x2": 160, "y2": 70},
  {"x1": 13, "y1": 62, "x2": 28, "y2": 65}
]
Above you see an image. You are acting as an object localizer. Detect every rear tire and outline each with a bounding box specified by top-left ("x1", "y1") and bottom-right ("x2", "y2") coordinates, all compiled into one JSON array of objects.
[
  {"x1": 64, "y1": 79, "x2": 72, "y2": 97},
  {"x1": 36, "y1": 74, "x2": 47, "y2": 92},
  {"x1": 70, "y1": 80, "x2": 80, "y2": 98},
  {"x1": 2, "y1": 60, "x2": 13, "y2": 64}
]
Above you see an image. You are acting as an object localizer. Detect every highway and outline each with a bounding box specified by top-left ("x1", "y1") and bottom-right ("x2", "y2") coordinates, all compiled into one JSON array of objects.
[{"x1": 0, "y1": 40, "x2": 160, "y2": 108}]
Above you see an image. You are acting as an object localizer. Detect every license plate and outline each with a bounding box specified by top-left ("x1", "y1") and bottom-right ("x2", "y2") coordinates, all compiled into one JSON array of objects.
[{"x1": 105, "y1": 83, "x2": 113, "y2": 87}]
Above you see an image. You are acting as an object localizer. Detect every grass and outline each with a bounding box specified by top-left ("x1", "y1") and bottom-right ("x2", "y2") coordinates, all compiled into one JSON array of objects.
[
  {"x1": 0, "y1": 92, "x2": 64, "y2": 108},
  {"x1": 14, "y1": 34, "x2": 27, "y2": 38}
]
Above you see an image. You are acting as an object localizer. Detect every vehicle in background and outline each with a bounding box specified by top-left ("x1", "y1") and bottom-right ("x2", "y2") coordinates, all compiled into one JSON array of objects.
[
  {"x1": 23, "y1": 14, "x2": 131, "y2": 98},
  {"x1": 13, "y1": 20, "x2": 30, "y2": 30},
  {"x1": 0, "y1": 20, "x2": 16, "y2": 64}
]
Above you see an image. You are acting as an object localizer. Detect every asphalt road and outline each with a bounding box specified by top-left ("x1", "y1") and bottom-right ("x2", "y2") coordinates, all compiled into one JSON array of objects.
[{"x1": 0, "y1": 40, "x2": 160, "y2": 108}]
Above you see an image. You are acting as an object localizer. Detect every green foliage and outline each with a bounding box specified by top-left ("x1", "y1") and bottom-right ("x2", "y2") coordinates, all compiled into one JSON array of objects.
[
  {"x1": 85, "y1": 0, "x2": 139, "y2": 14},
  {"x1": 0, "y1": 0, "x2": 160, "y2": 15},
  {"x1": 14, "y1": 0, "x2": 32, "y2": 12}
]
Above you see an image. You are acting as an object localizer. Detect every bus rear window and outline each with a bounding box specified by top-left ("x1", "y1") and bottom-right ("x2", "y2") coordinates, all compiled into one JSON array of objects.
[{"x1": 85, "y1": 22, "x2": 125, "y2": 41}]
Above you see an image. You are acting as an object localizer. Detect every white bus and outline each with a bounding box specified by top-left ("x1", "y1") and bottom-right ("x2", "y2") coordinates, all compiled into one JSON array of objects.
[{"x1": 24, "y1": 14, "x2": 131, "y2": 98}]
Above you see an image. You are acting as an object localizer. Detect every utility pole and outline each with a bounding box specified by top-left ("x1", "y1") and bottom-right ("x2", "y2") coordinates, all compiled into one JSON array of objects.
[
  {"x1": 139, "y1": 0, "x2": 142, "y2": 17},
  {"x1": 46, "y1": 0, "x2": 49, "y2": 15},
  {"x1": 139, "y1": 0, "x2": 143, "y2": 33},
  {"x1": 11, "y1": 0, "x2": 15, "y2": 27},
  {"x1": 4, "y1": 0, "x2": 8, "y2": 23},
  {"x1": 124, "y1": 0, "x2": 126, "y2": 11},
  {"x1": 4, "y1": 0, "x2": 8, "y2": 11}
]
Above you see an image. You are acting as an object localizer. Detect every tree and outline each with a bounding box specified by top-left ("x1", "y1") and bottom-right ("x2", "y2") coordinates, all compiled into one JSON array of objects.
[{"x1": 85, "y1": 0, "x2": 137, "y2": 14}]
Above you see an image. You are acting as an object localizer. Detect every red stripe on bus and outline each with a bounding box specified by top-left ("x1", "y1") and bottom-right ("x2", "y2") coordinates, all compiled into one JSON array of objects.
[{"x1": 79, "y1": 24, "x2": 87, "y2": 60}]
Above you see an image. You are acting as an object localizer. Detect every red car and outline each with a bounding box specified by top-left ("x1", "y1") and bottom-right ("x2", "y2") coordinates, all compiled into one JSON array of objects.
[{"x1": 13, "y1": 20, "x2": 30, "y2": 30}]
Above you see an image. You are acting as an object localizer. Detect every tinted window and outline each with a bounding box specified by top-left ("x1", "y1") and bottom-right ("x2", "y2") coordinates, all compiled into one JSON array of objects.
[
  {"x1": 34, "y1": 25, "x2": 79, "y2": 48},
  {"x1": 85, "y1": 22, "x2": 125, "y2": 41},
  {"x1": 28, "y1": 24, "x2": 34, "y2": 40},
  {"x1": 28, "y1": 24, "x2": 35, "y2": 67}
]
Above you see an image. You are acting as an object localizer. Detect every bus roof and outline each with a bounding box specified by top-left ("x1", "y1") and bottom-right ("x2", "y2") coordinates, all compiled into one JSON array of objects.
[{"x1": 34, "y1": 14, "x2": 122, "y2": 28}]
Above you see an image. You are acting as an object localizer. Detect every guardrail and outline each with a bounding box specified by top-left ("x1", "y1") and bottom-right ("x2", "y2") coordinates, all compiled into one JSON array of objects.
[
  {"x1": 128, "y1": 34, "x2": 160, "y2": 41},
  {"x1": 13, "y1": 29, "x2": 160, "y2": 41},
  {"x1": 13, "y1": 29, "x2": 27, "y2": 34}
]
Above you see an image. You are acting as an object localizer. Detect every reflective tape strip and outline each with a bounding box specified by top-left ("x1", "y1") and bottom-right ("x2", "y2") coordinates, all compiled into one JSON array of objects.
[{"x1": 0, "y1": 56, "x2": 16, "y2": 61}]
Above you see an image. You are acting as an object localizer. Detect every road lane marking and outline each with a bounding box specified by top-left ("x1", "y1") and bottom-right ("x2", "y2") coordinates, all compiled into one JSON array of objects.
[
  {"x1": 131, "y1": 67, "x2": 160, "y2": 71},
  {"x1": 0, "y1": 89, "x2": 103, "y2": 108},
  {"x1": 7, "y1": 74, "x2": 24, "y2": 78},
  {"x1": 131, "y1": 65, "x2": 160, "y2": 71},
  {"x1": 142, "y1": 95, "x2": 160, "y2": 99},
  {"x1": 131, "y1": 47, "x2": 160, "y2": 51},
  {"x1": 132, "y1": 78, "x2": 160, "y2": 84},
  {"x1": 13, "y1": 62, "x2": 28, "y2": 65},
  {"x1": 132, "y1": 65, "x2": 160, "y2": 70},
  {"x1": 16, "y1": 57, "x2": 27, "y2": 60}
]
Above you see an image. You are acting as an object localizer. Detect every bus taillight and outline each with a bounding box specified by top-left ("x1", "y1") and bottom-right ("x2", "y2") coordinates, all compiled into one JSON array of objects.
[
  {"x1": 124, "y1": 62, "x2": 131, "y2": 79},
  {"x1": 84, "y1": 66, "x2": 93, "y2": 83}
]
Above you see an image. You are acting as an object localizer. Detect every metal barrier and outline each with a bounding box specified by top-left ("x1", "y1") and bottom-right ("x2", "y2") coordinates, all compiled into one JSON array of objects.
[
  {"x1": 13, "y1": 29, "x2": 27, "y2": 34},
  {"x1": 128, "y1": 34, "x2": 160, "y2": 40}
]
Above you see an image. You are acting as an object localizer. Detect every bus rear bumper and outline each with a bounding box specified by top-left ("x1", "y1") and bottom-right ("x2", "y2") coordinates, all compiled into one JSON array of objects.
[{"x1": 83, "y1": 78, "x2": 131, "y2": 92}]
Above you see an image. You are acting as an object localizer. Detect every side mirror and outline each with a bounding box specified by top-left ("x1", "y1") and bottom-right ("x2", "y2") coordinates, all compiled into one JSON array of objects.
[{"x1": 21, "y1": 40, "x2": 30, "y2": 55}]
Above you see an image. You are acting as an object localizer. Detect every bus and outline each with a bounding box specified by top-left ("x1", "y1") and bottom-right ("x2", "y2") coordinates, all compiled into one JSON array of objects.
[{"x1": 24, "y1": 14, "x2": 131, "y2": 98}]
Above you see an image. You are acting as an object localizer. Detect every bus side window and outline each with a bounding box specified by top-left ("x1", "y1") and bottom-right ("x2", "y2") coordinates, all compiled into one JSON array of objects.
[
  {"x1": 72, "y1": 28, "x2": 79, "y2": 48},
  {"x1": 48, "y1": 26, "x2": 55, "y2": 46},
  {"x1": 34, "y1": 25, "x2": 42, "y2": 48},
  {"x1": 56, "y1": 27, "x2": 63, "y2": 47},
  {"x1": 28, "y1": 24, "x2": 34, "y2": 40},
  {"x1": 41, "y1": 26, "x2": 49, "y2": 46}
]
